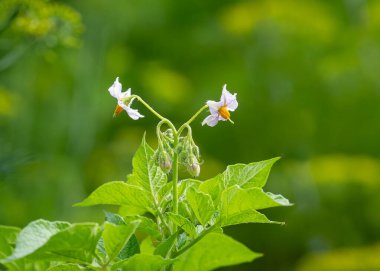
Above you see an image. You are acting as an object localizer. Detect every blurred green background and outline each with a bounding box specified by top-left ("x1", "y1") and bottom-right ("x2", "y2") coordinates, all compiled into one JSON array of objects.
[{"x1": 1, "y1": 0, "x2": 380, "y2": 270}]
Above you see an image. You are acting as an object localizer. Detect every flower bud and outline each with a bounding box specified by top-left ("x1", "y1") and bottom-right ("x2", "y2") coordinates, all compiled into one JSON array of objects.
[
  {"x1": 159, "y1": 152, "x2": 172, "y2": 174},
  {"x1": 186, "y1": 156, "x2": 200, "y2": 177},
  {"x1": 187, "y1": 162, "x2": 200, "y2": 177}
]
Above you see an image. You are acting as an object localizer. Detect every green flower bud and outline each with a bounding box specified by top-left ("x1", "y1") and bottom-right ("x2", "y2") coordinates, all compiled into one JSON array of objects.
[
  {"x1": 186, "y1": 156, "x2": 200, "y2": 177},
  {"x1": 159, "y1": 152, "x2": 172, "y2": 174}
]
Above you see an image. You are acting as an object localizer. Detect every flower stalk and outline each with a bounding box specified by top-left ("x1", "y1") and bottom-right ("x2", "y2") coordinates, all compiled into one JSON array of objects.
[{"x1": 108, "y1": 77, "x2": 238, "y2": 254}]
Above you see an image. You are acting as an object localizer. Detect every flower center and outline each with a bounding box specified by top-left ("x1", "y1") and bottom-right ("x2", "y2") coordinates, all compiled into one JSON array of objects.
[{"x1": 218, "y1": 106, "x2": 230, "y2": 120}]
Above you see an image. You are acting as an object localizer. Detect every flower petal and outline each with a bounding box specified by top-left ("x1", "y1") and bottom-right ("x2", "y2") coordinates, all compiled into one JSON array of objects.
[
  {"x1": 221, "y1": 84, "x2": 238, "y2": 111},
  {"x1": 108, "y1": 77, "x2": 122, "y2": 98},
  {"x1": 125, "y1": 107, "x2": 144, "y2": 120},
  {"x1": 202, "y1": 114, "x2": 219, "y2": 127},
  {"x1": 119, "y1": 90, "x2": 131, "y2": 99},
  {"x1": 207, "y1": 100, "x2": 223, "y2": 115}
]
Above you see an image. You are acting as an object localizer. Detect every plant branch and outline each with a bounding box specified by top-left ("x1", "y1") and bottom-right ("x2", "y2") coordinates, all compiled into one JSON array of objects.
[{"x1": 172, "y1": 224, "x2": 218, "y2": 258}]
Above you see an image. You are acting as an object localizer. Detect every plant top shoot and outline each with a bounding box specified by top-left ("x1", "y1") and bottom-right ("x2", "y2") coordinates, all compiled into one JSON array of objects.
[{"x1": 0, "y1": 77, "x2": 291, "y2": 271}]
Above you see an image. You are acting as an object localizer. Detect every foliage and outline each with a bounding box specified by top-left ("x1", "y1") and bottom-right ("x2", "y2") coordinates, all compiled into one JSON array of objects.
[{"x1": 0, "y1": 87, "x2": 290, "y2": 270}]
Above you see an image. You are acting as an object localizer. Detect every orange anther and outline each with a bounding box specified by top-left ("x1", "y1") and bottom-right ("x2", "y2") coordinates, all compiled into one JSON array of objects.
[
  {"x1": 218, "y1": 106, "x2": 230, "y2": 120},
  {"x1": 113, "y1": 104, "x2": 124, "y2": 117}
]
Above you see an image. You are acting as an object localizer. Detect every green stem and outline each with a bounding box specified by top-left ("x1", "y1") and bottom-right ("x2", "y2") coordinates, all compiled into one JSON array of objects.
[
  {"x1": 172, "y1": 135, "x2": 179, "y2": 227},
  {"x1": 172, "y1": 224, "x2": 218, "y2": 258},
  {"x1": 156, "y1": 118, "x2": 179, "y2": 238},
  {"x1": 156, "y1": 119, "x2": 177, "y2": 140},
  {"x1": 178, "y1": 104, "x2": 208, "y2": 135},
  {"x1": 156, "y1": 121, "x2": 166, "y2": 152},
  {"x1": 134, "y1": 99, "x2": 208, "y2": 256},
  {"x1": 132, "y1": 95, "x2": 167, "y2": 121}
]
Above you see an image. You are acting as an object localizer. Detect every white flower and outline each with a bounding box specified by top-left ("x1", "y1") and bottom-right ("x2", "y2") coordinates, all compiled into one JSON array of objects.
[
  {"x1": 202, "y1": 84, "x2": 238, "y2": 127},
  {"x1": 108, "y1": 77, "x2": 144, "y2": 120}
]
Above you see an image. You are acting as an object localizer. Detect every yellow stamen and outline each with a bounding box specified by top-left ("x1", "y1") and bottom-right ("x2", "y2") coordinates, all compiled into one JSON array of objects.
[
  {"x1": 113, "y1": 104, "x2": 124, "y2": 117},
  {"x1": 218, "y1": 106, "x2": 230, "y2": 120}
]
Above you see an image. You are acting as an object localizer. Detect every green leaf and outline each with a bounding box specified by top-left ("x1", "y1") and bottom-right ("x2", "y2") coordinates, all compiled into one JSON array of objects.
[
  {"x1": 0, "y1": 225, "x2": 20, "y2": 245},
  {"x1": 4, "y1": 260, "x2": 50, "y2": 271},
  {"x1": 118, "y1": 205, "x2": 147, "y2": 216},
  {"x1": 222, "y1": 157, "x2": 280, "y2": 188},
  {"x1": 173, "y1": 233, "x2": 261, "y2": 271},
  {"x1": 113, "y1": 254, "x2": 173, "y2": 271},
  {"x1": 123, "y1": 216, "x2": 161, "y2": 240},
  {"x1": 157, "y1": 181, "x2": 172, "y2": 210},
  {"x1": 103, "y1": 213, "x2": 140, "y2": 260},
  {"x1": 266, "y1": 192, "x2": 292, "y2": 206},
  {"x1": 47, "y1": 264, "x2": 93, "y2": 270},
  {"x1": 186, "y1": 187, "x2": 215, "y2": 226},
  {"x1": 199, "y1": 158, "x2": 280, "y2": 203},
  {"x1": 0, "y1": 226, "x2": 20, "y2": 260},
  {"x1": 140, "y1": 237, "x2": 155, "y2": 255},
  {"x1": 0, "y1": 235, "x2": 12, "y2": 259},
  {"x1": 167, "y1": 213, "x2": 197, "y2": 238},
  {"x1": 221, "y1": 185, "x2": 291, "y2": 222},
  {"x1": 3, "y1": 219, "x2": 101, "y2": 264},
  {"x1": 105, "y1": 212, "x2": 125, "y2": 225},
  {"x1": 177, "y1": 232, "x2": 189, "y2": 251},
  {"x1": 102, "y1": 221, "x2": 140, "y2": 263},
  {"x1": 178, "y1": 201, "x2": 196, "y2": 223},
  {"x1": 178, "y1": 179, "x2": 201, "y2": 197},
  {"x1": 74, "y1": 181, "x2": 155, "y2": 214},
  {"x1": 198, "y1": 175, "x2": 223, "y2": 204},
  {"x1": 3, "y1": 220, "x2": 70, "y2": 261},
  {"x1": 221, "y1": 209, "x2": 280, "y2": 227},
  {"x1": 117, "y1": 235, "x2": 140, "y2": 261},
  {"x1": 154, "y1": 233, "x2": 178, "y2": 258},
  {"x1": 96, "y1": 237, "x2": 107, "y2": 260},
  {"x1": 128, "y1": 135, "x2": 167, "y2": 202}
]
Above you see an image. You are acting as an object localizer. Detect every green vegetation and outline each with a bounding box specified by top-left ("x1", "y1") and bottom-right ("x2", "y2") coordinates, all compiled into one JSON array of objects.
[
  {"x1": 0, "y1": 131, "x2": 290, "y2": 270},
  {"x1": 1, "y1": 0, "x2": 380, "y2": 270}
]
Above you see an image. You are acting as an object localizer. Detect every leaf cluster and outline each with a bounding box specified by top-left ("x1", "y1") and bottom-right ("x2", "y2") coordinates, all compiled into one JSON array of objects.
[{"x1": 0, "y1": 136, "x2": 290, "y2": 271}]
